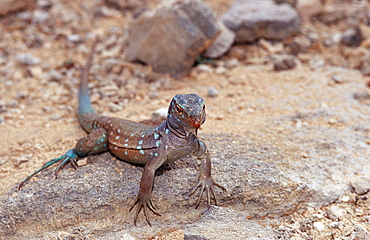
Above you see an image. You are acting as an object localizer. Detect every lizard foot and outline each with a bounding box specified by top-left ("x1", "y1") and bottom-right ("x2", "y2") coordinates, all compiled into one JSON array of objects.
[
  {"x1": 18, "y1": 149, "x2": 79, "y2": 190},
  {"x1": 190, "y1": 176, "x2": 226, "y2": 208},
  {"x1": 129, "y1": 194, "x2": 161, "y2": 226}
]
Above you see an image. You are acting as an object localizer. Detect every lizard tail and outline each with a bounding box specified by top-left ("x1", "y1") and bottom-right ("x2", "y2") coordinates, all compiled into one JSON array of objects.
[
  {"x1": 78, "y1": 38, "x2": 99, "y2": 132},
  {"x1": 78, "y1": 38, "x2": 98, "y2": 116}
]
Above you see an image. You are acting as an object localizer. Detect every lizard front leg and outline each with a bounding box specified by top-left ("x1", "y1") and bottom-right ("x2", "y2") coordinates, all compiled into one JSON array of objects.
[
  {"x1": 18, "y1": 128, "x2": 108, "y2": 189},
  {"x1": 129, "y1": 150, "x2": 167, "y2": 226},
  {"x1": 190, "y1": 140, "x2": 226, "y2": 208}
]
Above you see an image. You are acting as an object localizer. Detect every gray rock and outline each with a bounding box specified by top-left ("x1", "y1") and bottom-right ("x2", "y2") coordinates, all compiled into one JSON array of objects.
[
  {"x1": 327, "y1": 205, "x2": 346, "y2": 221},
  {"x1": 220, "y1": 0, "x2": 300, "y2": 43},
  {"x1": 151, "y1": 107, "x2": 167, "y2": 122},
  {"x1": 202, "y1": 21, "x2": 235, "y2": 59},
  {"x1": 271, "y1": 54, "x2": 297, "y2": 71},
  {"x1": 207, "y1": 86, "x2": 219, "y2": 98},
  {"x1": 105, "y1": 0, "x2": 148, "y2": 10},
  {"x1": 350, "y1": 176, "x2": 370, "y2": 195},
  {"x1": 184, "y1": 206, "x2": 276, "y2": 239},
  {"x1": 126, "y1": 0, "x2": 219, "y2": 78},
  {"x1": 341, "y1": 27, "x2": 362, "y2": 47},
  {"x1": 0, "y1": 0, "x2": 37, "y2": 15},
  {"x1": 15, "y1": 53, "x2": 40, "y2": 66}
]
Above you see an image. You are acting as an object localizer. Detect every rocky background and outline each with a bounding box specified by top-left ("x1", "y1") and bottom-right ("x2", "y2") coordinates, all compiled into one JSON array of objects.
[{"x1": 0, "y1": 0, "x2": 370, "y2": 239}]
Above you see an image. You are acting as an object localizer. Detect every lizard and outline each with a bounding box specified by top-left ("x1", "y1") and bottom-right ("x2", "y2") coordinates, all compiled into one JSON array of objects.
[{"x1": 18, "y1": 39, "x2": 225, "y2": 226}]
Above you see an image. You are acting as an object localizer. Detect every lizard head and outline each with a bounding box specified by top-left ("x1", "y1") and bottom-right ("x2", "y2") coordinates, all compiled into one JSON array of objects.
[{"x1": 168, "y1": 94, "x2": 206, "y2": 129}]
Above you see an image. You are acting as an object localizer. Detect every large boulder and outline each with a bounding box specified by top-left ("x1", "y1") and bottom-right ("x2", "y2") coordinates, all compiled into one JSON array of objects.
[
  {"x1": 220, "y1": 0, "x2": 301, "y2": 43},
  {"x1": 126, "y1": 0, "x2": 220, "y2": 78}
]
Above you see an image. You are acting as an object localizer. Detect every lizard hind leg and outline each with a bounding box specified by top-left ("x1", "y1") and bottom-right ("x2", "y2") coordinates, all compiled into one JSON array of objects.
[
  {"x1": 18, "y1": 128, "x2": 109, "y2": 190},
  {"x1": 18, "y1": 149, "x2": 78, "y2": 190}
]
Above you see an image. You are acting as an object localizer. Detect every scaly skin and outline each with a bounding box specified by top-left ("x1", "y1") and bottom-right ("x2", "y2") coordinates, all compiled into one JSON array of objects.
[{"x1": 18, "y1": 39, "x2": 225, "y2": 226}]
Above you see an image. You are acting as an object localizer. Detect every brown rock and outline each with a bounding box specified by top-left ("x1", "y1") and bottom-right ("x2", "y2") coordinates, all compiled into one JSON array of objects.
[
  {"x1": 0, "y1": 0, "x2": 37, "y2": 15},
  {"x1": 126, "y1": 0, "x2": 219, "y2": 78}
]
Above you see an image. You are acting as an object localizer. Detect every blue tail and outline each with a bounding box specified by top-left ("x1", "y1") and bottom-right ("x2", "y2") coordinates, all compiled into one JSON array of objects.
[{"x1": 78, "y1": 39, "x2": 99, "y2": 132}]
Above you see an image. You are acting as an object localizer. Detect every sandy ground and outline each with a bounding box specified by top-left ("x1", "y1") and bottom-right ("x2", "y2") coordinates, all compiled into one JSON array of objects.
[{"x1": 1, "y1": 0, "x2": 370, "y2": 239}]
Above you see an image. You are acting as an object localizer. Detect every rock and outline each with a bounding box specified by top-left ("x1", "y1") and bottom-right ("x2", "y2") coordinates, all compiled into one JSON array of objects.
[
  {"x1": 271, "y1": 54, "x2": 297, "y2": 71},
  {"x1": 15, "y1": 53, "x2": 40, "y2": 66},
  {"x1": 360, "y1": 54, "x2": 370, "y2": 76},
  {"x1": 313, "y1": 222, "x2": 325, "y2": 232},
  {"x1": 328, "y1": 222, "x2": 344, "y2": 229},
  {"x1": 296, "y1": 0, "x2": 322, "y2": 22},
  {"x1": 0, "y1": 0, "x2": 37, "y2": 15},
  {"x1": 108, "y1": 102, "x2": 123, "y2": 113},
  {"x1": 350, "y1": 176, "x2": 370, "y2": 195},
  {"x1": 126, "y1": 0, "x2": 220, "y2": 78},
  {"x1": 341, "y1": 27, "x2": 363, "y2": 47},
  {"x1": 67, "y1": 34, "x2": 83, "y2": 43},
  {"x1": 259, "y1": 38, "x2": 284, "y2": 54},
  {"x1": 351, "y1": 224, "x2": 370, "y2": 240},
  {"x1": 224, "y1": 58, "x2": 239, "y2": 69},
  {"x1": 105, "y1": 0, "x2": 148, "y2": 10},
  {"x1": 151, "y1": 107, "x2": 167, "y2": 122},
  {"x1": 202, "y1": 21, "x2": 235, "y2": 59},
  {"x1": 220, "y1": 0, "x2": 300, "y2": 43},
  {"x1": 309, "y1": 57, "x2": 325, "y2": 70},
  {"x1": 207, "y1": 86, "x2": 219, "y2": 98},
  {"x1": 184, "y1": 206, "x2": 276, "y2": 239},
  {"x1": 287, "y1": 36, "x2": 312, "y2": 55},
  {"x1": 326, "y1": 206, "x2": 346, "y2": 221}
]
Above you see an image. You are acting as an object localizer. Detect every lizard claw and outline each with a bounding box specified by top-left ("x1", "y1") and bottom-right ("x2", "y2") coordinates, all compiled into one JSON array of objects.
[
  {"x1": 190, "y1": 177, "x2": 226, "y2": 208},
  {"x1": 129, "y1": 194, "x2": 161, "y2": 226},
  {"x1": 18, "y1": 149, "x2": 79, "y2": 190}
]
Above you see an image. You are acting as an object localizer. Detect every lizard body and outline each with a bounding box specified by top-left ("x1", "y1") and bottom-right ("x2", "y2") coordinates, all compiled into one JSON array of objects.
[{"x1": 18, "y1": 40, "x2": 225, "y2": 225}]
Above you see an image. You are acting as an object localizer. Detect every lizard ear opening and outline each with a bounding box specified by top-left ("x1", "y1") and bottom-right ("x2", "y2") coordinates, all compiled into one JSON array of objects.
[{"x1": 175, "y1": 103, "x2": 183, "y2": 113}]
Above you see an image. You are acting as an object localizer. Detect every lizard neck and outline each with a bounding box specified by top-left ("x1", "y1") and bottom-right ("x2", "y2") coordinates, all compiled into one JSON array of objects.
[{"x1": 165, "y1": 117, "x2": 198, "y2": 139}]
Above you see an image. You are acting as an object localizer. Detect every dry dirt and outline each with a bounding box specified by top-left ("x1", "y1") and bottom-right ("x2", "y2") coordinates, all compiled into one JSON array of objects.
[{"x1": 1, "y1": 0, "x2": 370, "y2": 239}]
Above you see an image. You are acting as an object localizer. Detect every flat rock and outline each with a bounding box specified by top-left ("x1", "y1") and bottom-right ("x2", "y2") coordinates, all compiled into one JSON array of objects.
[
  {"x1": 220, "y1": 0, "x2": 300, "y2": 43},
  {"x1": 126, "y1": 0, "x2": 219, "y2": 78},
  {"x1": 0, "y1": 0, "x2": 37, "y2": 15},
  {"x1": 184, "y1": 206, "x2": 276, "y2": 239}
]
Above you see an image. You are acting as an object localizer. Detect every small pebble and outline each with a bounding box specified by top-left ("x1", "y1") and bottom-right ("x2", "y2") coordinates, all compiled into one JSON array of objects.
[
  {"x1": 16, "y1": 53, "x2": 40, "y2": 66},
  {"x1": 67, "y1": 34, "x2": 82, "y2": 43},
  {"x1": 215, "y1": 66, "x2": 227, "y2": 74},
  {"x1": 0, "y1": 116, "x2": 5, "y2": 125},
  {"x1": 313, "y1": 222, "x2": 325, "y2": 232},
  {"x1": 224, "y1": 58, "x2": 239, "y2": 69},
  {"x1": 13, "y1": 154, "x2": 33, "y2": 167},
  {"x1": 207, "y1": 86, "x2": 219, "y2": 98},
  {"x1": 196, "y1": 64, "x2": 213, "y2": 73},
  {"x1": 152, "y1": 107, "x2": 167, "y2": 122},
  {"x1": 342, "y1": 225, "x2": 354, "y2": 236},
  {"x1": 327, "y1": 205, "x2": 346, "y2": 221},
  {"x1": 48, "y1": 69, "x2": 63, "y2": 82},
  {"x1": 328, "y1": 222, "x2": 344, "y2": 229},
  {"x1": 350, "y1": 176, "x2": 370, "y2": 195},
  {"x1": 0, "y1": 157, "x2": 9, "y2": 165},
  {"x1": 108, "y1": 102, "x2": 122, "y2": 113}
]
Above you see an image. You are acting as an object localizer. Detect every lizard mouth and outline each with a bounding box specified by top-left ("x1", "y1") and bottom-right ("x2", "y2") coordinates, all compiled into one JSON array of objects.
[{"x1": 189, "y1": 117, "x2": 201, "y2": 128}]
